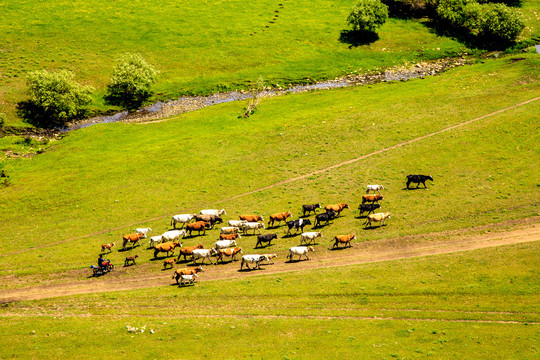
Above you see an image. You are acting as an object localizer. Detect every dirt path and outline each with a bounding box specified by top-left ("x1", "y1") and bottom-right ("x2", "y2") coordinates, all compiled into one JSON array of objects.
[{"x1": 1, "y1": 219, "x2": 538, "y2": 304}]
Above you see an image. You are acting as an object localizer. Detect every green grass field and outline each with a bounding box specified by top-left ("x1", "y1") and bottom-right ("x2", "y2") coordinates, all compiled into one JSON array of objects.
[
  {"x1": 2, "y1": 0, "x2": 539, "y2": 126},
  {"x1": 0, "y1": 242, "x2": 538, "y2": 359}
]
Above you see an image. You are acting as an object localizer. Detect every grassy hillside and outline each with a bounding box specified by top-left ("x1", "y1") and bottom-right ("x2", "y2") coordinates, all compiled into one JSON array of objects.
[
  {"x1": 0, "y1": 0, "x2": 479, "y2": 126},
  {"x1": 0, "y1": 242, "x2": 538, "y2": 359},
  {"x1": 0, "y1": 54, "x2": 538, "y2": 282}
]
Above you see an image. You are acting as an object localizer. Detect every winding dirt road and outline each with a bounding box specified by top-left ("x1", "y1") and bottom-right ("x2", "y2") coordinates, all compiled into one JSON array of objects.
[{"x1": 1, "y1": 218, "x2": 538, "y2": 304}]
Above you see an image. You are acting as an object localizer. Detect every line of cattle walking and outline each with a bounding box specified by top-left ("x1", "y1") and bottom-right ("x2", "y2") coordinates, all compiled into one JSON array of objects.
[{"x1": 98, "y1": 175, "x2": 433, "y2": 285}]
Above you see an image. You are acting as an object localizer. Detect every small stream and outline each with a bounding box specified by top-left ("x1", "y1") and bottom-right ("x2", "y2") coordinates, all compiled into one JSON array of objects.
[{"x1": 66, "y1": 57, "x2": 469, "y2": 131}]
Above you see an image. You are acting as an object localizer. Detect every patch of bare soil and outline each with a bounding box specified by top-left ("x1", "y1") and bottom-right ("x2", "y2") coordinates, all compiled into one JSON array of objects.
[{"x1": 1, "y1": 218, "x2": 538, "y2": 304}]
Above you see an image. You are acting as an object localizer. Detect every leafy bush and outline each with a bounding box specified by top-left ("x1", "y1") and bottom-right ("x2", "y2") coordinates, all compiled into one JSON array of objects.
[
  {"x1": 347, "y1": 0, "x2": 389, "y2": 33},
  {"x1": 436, "y1": 0, "x2": 524, "y2": 45},
  {"x1": 19, "y1": 70, "x2": 94, "y2": 128},
  {"x1": 105, "y1": 53, "x2": 159, "y2": 110}
]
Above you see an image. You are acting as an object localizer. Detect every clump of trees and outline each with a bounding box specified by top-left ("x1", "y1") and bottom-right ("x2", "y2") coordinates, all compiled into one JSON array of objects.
[
  {"x1": 105, "y1": 53, "x2": 159, "y2": 110},
  {"x1": 18, "y1": 70, "x2": 94, "y2": 128},
  {"x1": 18, "y1": 53, "x2": 159, "y2": 128},
  {"x1": 347, "y1": 0, "x2": 389, "y2": 33}
]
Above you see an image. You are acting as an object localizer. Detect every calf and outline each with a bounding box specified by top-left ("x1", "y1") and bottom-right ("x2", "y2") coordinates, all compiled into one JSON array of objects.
[
  {"x1": 406, "y1": 175, "x2": 433, "y2": 189},
  {"x1": 331, "y1": 234, "x2": 356, "y2": 249},
  {"x1": 179, "y1": 273, "x2": 198, "y2": 286},
  {"x1": 255, "y1": 233, "x2": 278, "y2": 248},
  {"x1": 268, "y1": 211, "x2": 293, "y2": 228},
  {"x1": 287, "y1": 246, "x2": 315, "y2": 261},
  {"x1": 314, "y1": 210, "x2": 336, "y2": 227},
  {"x1": 124, "y1": 254, "x2": 139, "y2": 266},
  {"x1": 358, "y1": 203, "x2": 381, "y2": 217},
  {"x1": 163, "y1": 258, "x2": 177, "y2": 269},
  {"x1": 134, "y1": 227, "x2": 152, "y2": 238},
  {"x1": 285, "y1": 218, "x2": 312, "y2": 235},
  {"x1": 240, "y1": 255, "x2": 269, "y2": 270},
  {"x1": 364, "y1": 212, "x2": 391, "y2": 228},
  {"x1": 302, "y1": 204, "x2": 321, "y2": 217},
  {"x1": 217, "y1": 247, "x2": 243, "y2": 263},
  {"x1": 366, "y1": 185, "x2": 384, "y2": 194},
  {"x1": 261, "y1": 253, "x2": 277, "y2": 265},
  {"x1": 172, "y1": 265, "x2": 204, "y2": 284},
  {"x1": 100, "y1": 242, "x2": 115, "y2": 253}
]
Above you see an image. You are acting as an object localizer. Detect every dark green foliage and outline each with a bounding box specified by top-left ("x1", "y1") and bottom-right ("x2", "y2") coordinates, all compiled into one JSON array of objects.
[
  {"x1": 436, "y1": 0, "x2": 524, "y2": 45},
  {"x1": 105, "y1": 53, "x2": 159, "y2": 111},
  {"x1": 18, "y1": 70, "x2": 94, "y2": 128},
  {"x1": 347, "y1": 0, "x2": 389, "y2": 33}
]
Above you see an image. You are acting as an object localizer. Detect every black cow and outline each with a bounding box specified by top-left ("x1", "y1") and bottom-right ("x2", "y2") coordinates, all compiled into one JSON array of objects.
[
  {"x1": 358, "y1": 203, "x2": 381, "y2": 217},
  {"x1": 314, "y1": 210, "x2": 336, "y2": 227},
  {"x1": 302, "y1": 203, "x2": 321, "y2": 217},
  {"x1": 255, "y1": 233, "x2": 278, "y2": 248},
  {"x1": 406, "y1": 175, "x2": 433, "y2": 189},
  {"x1": 285, "y1": 219, "x2": 312, "y2": 235}
]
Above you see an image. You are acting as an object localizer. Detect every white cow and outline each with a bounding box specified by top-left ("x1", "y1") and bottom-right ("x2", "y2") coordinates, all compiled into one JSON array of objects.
[
  {"x1": 287, "y1": 246, "x2": 315, "y2": 261},
  {"x1": 148, "y1": 235, "x2": 163, "y2": 247},
  {"x1": 300, "y1": 232, "x2": 323, "y2": 245},
  {"x1": 171, "y1": 214, "x2": 197, "y2": 229},
  {"x1": 241, "y1": 222, "x2": 265, "y2": 235},
  {"x1": 214, "y1": 239, "x2": 237, "y2": 250},
  {"x1": 220, "y1": 226, "x2": 240, "y2": 235},
  {"x1": 179, "y1": 273, "x2": 198, "y2": 286},
  {"x1": 161, "y1": 229, "x2": 187, "y2": 242},
  {"x1": 228, "y1": 219, "x2": 248, "y2": 228},
  {"x1": 192, "y1": 248, "x2": 217, "y2": 265},
  {"x1": 135, "y1": 227, "x2": 152, "y2": 238},
  {"x1": 366, "y1": 184, "x2": 385, "y2": 194},
  {"x1": 364, "y1": 212, "x2": 391, "y2": 228},
  {"x1": 240, "y1": 254, "x2": 269, "y2": 270},
  {"x1": 200, "y1": 209, "x2": 226, "y2": 216}
]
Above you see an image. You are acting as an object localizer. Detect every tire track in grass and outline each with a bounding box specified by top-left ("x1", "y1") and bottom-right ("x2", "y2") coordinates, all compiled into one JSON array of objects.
[{"x1": 2, "y1": 96, "x2": 539, "y2": 258}]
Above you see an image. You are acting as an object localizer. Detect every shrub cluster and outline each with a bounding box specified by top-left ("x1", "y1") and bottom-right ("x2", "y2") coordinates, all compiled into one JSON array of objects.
[
  {"x1": 19, "y1": 54, "x2": 158, "y2": 129},
  {"x1": 347, "y1": 0, "x2": 389, "y2": 33},
  {"x1": 437, "y1": 0, "x2": 525, "y2": 43}
]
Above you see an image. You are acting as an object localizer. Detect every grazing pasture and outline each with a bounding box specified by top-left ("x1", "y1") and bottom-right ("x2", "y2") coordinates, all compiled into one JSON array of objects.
[
  {"x1": 0, "y1": 242, "x2": 538, "y2": 358},
  {"x1": 0, "y1": 56, "x2": 538, "y2": 282}
]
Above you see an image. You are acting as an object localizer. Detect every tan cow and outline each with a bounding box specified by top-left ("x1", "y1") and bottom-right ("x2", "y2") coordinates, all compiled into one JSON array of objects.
[
  {"x1": 324, "y1": 203, "x2": 349, "y2": 216},
  {"x1": 364, "y1": 212, "x2": 391, "y2": 228},
  {"x1": 331, "y1": 234, "x2": 356, "y2": 249}
]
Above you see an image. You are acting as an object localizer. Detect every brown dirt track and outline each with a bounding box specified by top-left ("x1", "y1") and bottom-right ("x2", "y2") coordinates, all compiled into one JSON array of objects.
[{"x1": 1, "y1": 217, "x2": 538, "y2": 304}]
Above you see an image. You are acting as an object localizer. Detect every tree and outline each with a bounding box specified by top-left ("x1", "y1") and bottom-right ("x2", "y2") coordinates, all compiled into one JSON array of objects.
[
  {"x1": 19, "y1": 70, "x2": 94, "y2": 128},
  {"x1": 242, "y1": 76, "x2": 266, "y2": 118},
  {"x1": 105, "y1": 53, "x2": 159, "y2": 110},
  {"x1": 347, "y1": 0, "x2": 389, "y2": 33}
]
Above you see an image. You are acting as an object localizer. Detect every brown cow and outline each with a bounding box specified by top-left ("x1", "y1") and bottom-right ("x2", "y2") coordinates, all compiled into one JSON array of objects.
[
  {"x1": 124, "y1": 254, "x2": 139, "y2": 266},
  {"x1": 239, "y1": 214, "x2": 264, "y2": 222},
  {"x1": 217, "y1": 247, "x2": 243, "y2": 263},
  {"x1": 176, "y1": 244, "x2": 204, "y2": 261},
  {"x1": 362, "y1": 194, "x2": 383, "y2": 204},
  {"x1": 122, "y1": 233, "x2": 144, "y2": 249},
  {"x1": 219, "y1": 233, "x2": 241, "y2": 240},
  {"x1": 101, "y1": 242, "x2": 115, "y2": 253},
  {"x1": 331, "y1": 234, "x2": 356, "y2": 249},
  {"x1": 324, "y1": 203, "x2": 350, "y2": 216},
  {"x1": 185, "y1": 221, "x2": 211, "y2": 236},
  {"x1": 172, "y1": 266, "x2": 204, "y2": 284},
  {"x1": 163, "y1": 258, "x2": 177, "y2": 269},
  {"x1": 194, "y1": 214, "x2": 223, "y2": 228},
  {"x1": 154, "y1": 241, "x2": 182, "y2": 258},
  {"x1": 268, "y1": 211, "x2": 292, "y2": 227}
]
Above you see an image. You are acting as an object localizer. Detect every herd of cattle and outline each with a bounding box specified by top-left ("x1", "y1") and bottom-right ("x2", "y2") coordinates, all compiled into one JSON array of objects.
[{"x1": 98, "y1": 175, "x2": 433, "y2": 286}]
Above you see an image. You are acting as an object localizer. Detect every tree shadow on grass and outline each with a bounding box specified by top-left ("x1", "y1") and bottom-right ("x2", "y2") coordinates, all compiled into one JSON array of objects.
[{"x1": 339, "y1": 30, "x2": 379, "y2": 48}]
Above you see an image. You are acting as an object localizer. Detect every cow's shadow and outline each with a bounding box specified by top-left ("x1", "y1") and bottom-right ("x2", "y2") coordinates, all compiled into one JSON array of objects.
[
  {"x1": 254, "y1": 243, "x2": 275, "y2": 249},
  {"x1": 237, "y1": 267, "x2": 264, "y2": 272},
  {"x1": 298, "y1": 242, "x2": 319, "y2": 246},
  {"x1": 118, "y1": 247, "x2": 139, "y2": 253},
  {"x1": 285, "y1": 259, "x2": 309, "y2": 263},
  {"x1": 363, "y1": 225, "x2": 386, "y2": 230},
  {"x1": 402, "y1": 187, "x2": 428, "y2": 191},
  {"x1": 329, "y1": 246, "x2": 352, "y2": 251}
]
